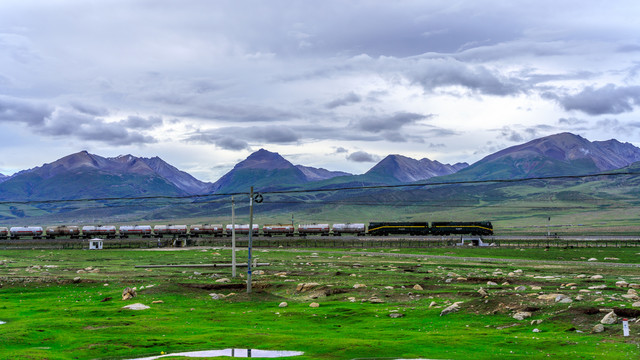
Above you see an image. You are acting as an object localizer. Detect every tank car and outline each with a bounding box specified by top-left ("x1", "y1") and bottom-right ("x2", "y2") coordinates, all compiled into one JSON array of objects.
[
  {"x1": 154, "y1": 225, "x2": 188, "y2": 238},
  {"x1": 10, "y1": 226, "x2": 44, "y2": 239},
  {"x1": 367, "y1": 222, "x2": 429, "y2": 236},
  {"x1": 297, "y1": 224, "x2": 330, "y2": 236},
  {"x1": 82, "y1": 225, "x2": 117, "y2": 239},
  {"x1": 263, "y1": 224, "x2": 295, "y2": 237},
  {"x1": 225, "y1": 224, "x2": 259, "y2": 236},
  {"x1": 190, "y1": 224, "x2": 225, "y2": 237},
  {"x1": 0, "y1": 227, "x2": 8, "y2": 239},
  {"x1": 430, "y1": 221, "x2": 493, "y2": 236},
  {"x1": 331, "y1": 223, "x2": 366, "y2": 236},
  {"x1": 45, "y1": 225, "x2": 80, "y2": 239},
  {"x1": 119, "y1": 225, "x2": 153, "y2": 238}
]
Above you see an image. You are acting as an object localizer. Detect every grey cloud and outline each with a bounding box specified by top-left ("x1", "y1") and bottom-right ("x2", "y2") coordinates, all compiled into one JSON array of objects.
[
  {"x1": 407, "y1": 57, "x2": 527, "y2": 96},
  {"x1": 352, "y1": 112, "x2": 431, "y2": 133},
  {"x1": 36, "y1": 110, "x2": 158, "y2": 146},
  {"x1": 0, "y1": 97, "x2": 53, "y2": 125},
  {"x1": 550, "y1": 84, "x2": 640, "y2": 115},
  {"x1": 70, "y1": 102, "x2": 109, "y2": 116},
  {"x1": 186, "y1": 125, "x2": 299, "y2": 149},
  {"x1": 499, "y1": 127, "x2": 523, "y2": 142},
  {"x1": 216, "y1": 137, "x2": 251, "y2": 151},
  {"x1": 119, "y1": 115, "x2": 163, "y2": 129},
  {"x1": 347, "y1": 151, "x2": 379, "y2": 163},
  {"x1": 334, "y1": 147, "x2": 348, "y2": 153},
  {"x1": 558, "y1": 117, "x2": 588, "y2": 126},
  {"x1": 325, "y1": 92, "x2": 361, "y2": 109}
]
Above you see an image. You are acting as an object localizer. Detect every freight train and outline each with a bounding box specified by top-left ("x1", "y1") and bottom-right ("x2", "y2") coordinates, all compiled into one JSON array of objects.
[{"x1": 0, "y1": 221, "x2": 492, "y2": 239}]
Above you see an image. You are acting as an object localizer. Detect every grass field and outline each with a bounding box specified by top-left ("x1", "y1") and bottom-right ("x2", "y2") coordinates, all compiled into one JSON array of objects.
[{"x1": 1, "y1": 246, "x2": 639, "y2": 359}]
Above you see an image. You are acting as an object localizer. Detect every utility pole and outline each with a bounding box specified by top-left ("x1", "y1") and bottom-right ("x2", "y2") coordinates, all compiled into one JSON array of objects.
[
  {"x1": 231, "y1": 196, "x2": 236, "y2": 278},
  {"x1": 247, "y1": 186, "x2": 254, "y2": 293}
]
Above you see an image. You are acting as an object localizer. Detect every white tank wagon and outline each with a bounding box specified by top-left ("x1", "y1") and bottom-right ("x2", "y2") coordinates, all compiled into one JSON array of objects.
[
  {"x1": 298, "y1": 224, "x2": 330, "y2": 236},
  {"x1": 82, "y1": 225, "x2": 117, "y2": 239},
  {"x1": 45, "y1": 225, "x2": 81, "y2": 239},
  {"x1": 10, "y1": 226, "x2": 44, "y2": 239},
  {"x1": 190, "y1": 224, "x2": 224, "y2": 237},
  {"x1": 154, "y1": 225, "x2": 188, "y2": 237},
  {"x1": 263, "y1": 224, "x2": 295, "y2": 237},
  {"x1": 119, "y1": 225, "x2": 153, "y2": 238},
  {"x1": 0, "y1": 227, "x2": 8, "y2": 239},
  {"x1": 225, "y1": 224, "x2": 259, "y2": 236},
  {"x1": 331, "y1": 223, "x2": 366, "y2": 236}
]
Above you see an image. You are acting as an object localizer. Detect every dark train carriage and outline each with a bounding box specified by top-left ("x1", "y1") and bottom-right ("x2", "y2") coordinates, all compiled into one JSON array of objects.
[
  {"x1": 367, "y1": 222, "x2": 429, "y2": 236},
  {"x1": 430, "y1": 221, "x2": 493, "y2": 236}
]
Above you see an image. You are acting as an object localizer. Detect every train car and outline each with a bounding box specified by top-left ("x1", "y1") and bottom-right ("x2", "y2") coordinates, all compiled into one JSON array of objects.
[
  {"x1": 119, "y1": 225, "x2": 153, "y2": 238},
  {"x1": 430, "y1": 221, "x2": 493, "y2": 236},
  {"x1": 367, "y1": 222, "x2": 429, "y2": 236},
  {"x1": 190, "y1": 224, "x2": 224, "y2": 237},
  {"x1": 45, "y1": 225, "x2": 80, "y2": 239},
  {"x1": 82, "y1": 225, "x2": 117, "y2": 239},
  {"x1": 225, "y1": 224, "x2": 259, "y2": 236},
  {"x1": 332, "y1": 223, "x2": 366, "y2": 236},
  {"x1": 0, "y1": 227, "x2": 8, "y2": 239},
  {"x1": 154, "y1": 225, "x2": 188, "y2": 238},
  {"x1": 298, "y1": 224, "x2": 330, "y2": 236},
  {"x1": 263, "y1": 224, "x2": 295, "y2": 237},
  {"x1": 10, "y1": 226, "x2": 44, "y2": 239}
]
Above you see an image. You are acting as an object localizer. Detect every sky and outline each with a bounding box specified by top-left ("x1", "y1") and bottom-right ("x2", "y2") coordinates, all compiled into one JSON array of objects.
[{"x1": 1, "y1": 0, "x2": 640, "y2": 182}]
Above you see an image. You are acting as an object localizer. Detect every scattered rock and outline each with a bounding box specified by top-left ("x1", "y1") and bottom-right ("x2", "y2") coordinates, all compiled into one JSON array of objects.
[
  {"x1": 478, "y1": 288, "x2": 488, "y2": 297},
  {"x1": 122, "y1": 287, "x2": 137, "y2": 301},
  {"x1": 73, "y1": 277, "x2": 81, "y2": 283},
  {"x1": 429, "y1": 301, "x2": 437, "y2": 308},
  {"x1": 604, "y1": 257, "x2": 619, "y2": 261},
  {"x1": 368, "y1": 297, "x2": 384, "y2": 304},
  {"x1": 389, "y1": 313, "x2": 404, "y2": 318},
  {"x1": 601, "y1": 311, "x2": 618, "y2": 325},
  {"x1": 589, "y1": 285, "x2": 607, "y2": 290},
  {"x1": 100, "y1": 297, "x2": 112, "y2": 302},
  {"x1": 513, "y1": 311, "x2": 532, "y2": 321},
  {"x1": 413, "y1": 284, "x2": 423, "y2": 291},
  {"x1": 514, "y1": 285, "x2": 527, "y2": 292},
  {"x1": 592, "y1": 324, "x2": 605, "y2": 333},
  {"x1": 209, "y1": 293, "x2": 225, "y2": 300},
  {"x1": 353, "y1": 283, "x2": 367, "y2": 289},
  {"x1": 279, "y1": 302, "x2": 288, "y2": 308},
  {"x1": 632, "y1": 301, "x2": 640, "y2": 308},
  {"x1": 296, "y1": 282, "x2": 320, "y2": 292},
  {"x1": 440, "y1": 302, "x2": 462, "y2": 316},
  {"x1": 274, "y1": 272, "x2": 288, "y2": 277},
  {"x1": 487, "y1": 281, "x2": 498, "y2": 286},
  {"x1": 347, "y1": 297, "x2": 356, "y2": 303},
  {"x1": 615, "y1": 281, "x2": 629, "y2": 288},
  {"x1": 537, "y1": 294, "x2": 563, "y2": 302},
  {"x1": 253, "y1": 270, "x2": 265, "y2": 275},
  {"x1": 152, "y1": 300, "x2": 164, "y2": 304},
  {"x1": 309, "y1": 302, "x2": 320, "y2": 308},
  {"x1": 587, "y1": 258, "x2": 598, "y2": 262},
  {"x1": 590, "y1": 275, "x2": 603, "y2": 280},
  {"x1": 629, "y1": 284, "x2": 640, "y2": 289},
  {"x1": 215, "y1": 278, "x2": 230, "y2": 283},
  {"x1": 122, "y1": 303, "x2": 150, "y2": 310},
  {"x1": 532, "y1": 328, "x2": 541, "y2": 333}
]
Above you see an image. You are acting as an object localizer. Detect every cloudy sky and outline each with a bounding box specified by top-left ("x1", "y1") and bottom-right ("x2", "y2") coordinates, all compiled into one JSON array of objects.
[{"x1": 1, "y1": 0, "x2": 640, "y2": 181}]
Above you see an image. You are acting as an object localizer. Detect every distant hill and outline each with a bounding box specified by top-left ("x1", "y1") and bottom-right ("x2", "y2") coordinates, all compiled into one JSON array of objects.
[
  {"x1": 210, "y1": 149, "x2": 309, "y2": 194},
  {"x1": 0, "y1": 151, "x2": 201, "y2": 201},
  {"x1": 442, "y1": 132, "x2": 640, "y2": 181},
  {"x1": 0, "y1": 173, "x2": 8, "y2": 183},
  {"x1": 295, "y1": 165, "x2": 351, "y2": 181},
  {"x1": 365, "y1": 154, "x2": 468, "y2": 183}
]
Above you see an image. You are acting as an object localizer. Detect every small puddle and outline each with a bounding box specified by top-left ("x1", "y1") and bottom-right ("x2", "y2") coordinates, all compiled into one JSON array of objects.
[{"x1": 129, "y1": 348, "x2": 303, "y2": 359}]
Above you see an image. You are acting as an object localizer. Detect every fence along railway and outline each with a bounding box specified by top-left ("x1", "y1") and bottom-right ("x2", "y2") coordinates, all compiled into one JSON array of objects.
[{"x1": 1, "y1": 234, "x2": 640, "y2": 250}]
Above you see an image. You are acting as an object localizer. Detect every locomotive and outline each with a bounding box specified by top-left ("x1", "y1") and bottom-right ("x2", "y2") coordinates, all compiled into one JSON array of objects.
[{"x1": 0, "y1": 221, "x2": 493, "y2": 239}]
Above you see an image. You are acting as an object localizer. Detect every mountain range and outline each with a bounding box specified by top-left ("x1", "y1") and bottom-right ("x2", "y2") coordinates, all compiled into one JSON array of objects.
[{"x1": 1, "y1": 132, "x2": 640, "y2": 221}]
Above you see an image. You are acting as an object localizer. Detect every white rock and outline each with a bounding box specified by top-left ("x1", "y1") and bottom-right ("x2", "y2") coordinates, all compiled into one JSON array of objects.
[
  {"x1": 592, "y1": 324, "x2": 605, "y2": 333},
  {"x1": 587, "y1": 258, "x2": 598, "y2": 262},
  {"x1": 309, "y1": 302, "x2": 320, "y2": 308},
  {"x1": 600, "y1": 311, "x2": 618, "y2": 325},
  {"x1": 353, "y1": 283, "x2": 367, "y2": 289},
  {"x1": 122, "y1": 303, "x2": 150, "y2": 310},
  {"x1": 279, "y1": 302, "x2": 288, "y2": 308},
  {"x1": 513, "y1": 311, "x2": 532, "y2": 321},
  {"x1": 591, "y1": 275, "x2": 604, "y2": 280},
  {"x1": 440, "y1": 302, "x2": 462, "y2": 316},
  {"x1": 413, "y1": 284, "x2": 423, "y2": 291},
  {"x1": 487, "y1": 281, "x2": 498, "y2": 286}
]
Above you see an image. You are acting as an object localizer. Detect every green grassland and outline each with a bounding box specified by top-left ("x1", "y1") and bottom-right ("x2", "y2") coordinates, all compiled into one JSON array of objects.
[{"x1": 1, "y1": 247, "x2": 639, "y2": 359}]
